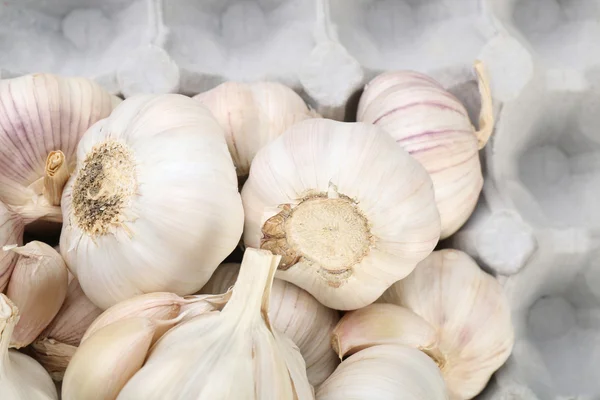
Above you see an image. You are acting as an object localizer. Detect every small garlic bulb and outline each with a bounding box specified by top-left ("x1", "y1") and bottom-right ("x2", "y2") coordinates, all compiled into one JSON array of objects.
[
  {"x1": 0, "y1": 294, "x2": 58, "y2": 399},
  {"x1": 357, "y1": 61, "x2": 494, "y2": 238},
  {"x1": 242, "y1": 118, "x2": 441, "y2": 310},
  {"x1": 201, "y1": 262, "x2": 340, "y2": 387},
  {"x1": 0, "y1": 202, "x2": 23, "y2": 291},
  {"x1": 380, "y1": 249, "x2": 514, "y2": 400},
  {"x1": 316, "y1": 345, "x2": 448, "y2": 400},
  {"x1": 194, "y1": 81, "x2": 320, "y2": 177},
  {"x1": 59, "y1": 94, "x2": 244, "y2": 309},
  {"x1": 117, "y1": 248, "x2": 314, "y2": 399},
  {"x1": 0, "y1": 73, "x2": 119, "y2": 224}
]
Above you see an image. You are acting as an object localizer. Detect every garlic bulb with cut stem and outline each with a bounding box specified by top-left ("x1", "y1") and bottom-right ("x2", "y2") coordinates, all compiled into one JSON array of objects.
[
  {"x1": 357, "y1": 61, "x2": 494, "y2": 239},
  {"x1": 0, "y1": 201, "x2": 23, "y2": 291},
  {"x1": 0, "y1": 293, "x2": 58, "y2": 399},
  {"x1": 242, "y1": 118, "x2": 441, "y2": 310},
  {"x1": 117, "y1": 248, "x2": 314, "y2": 399},
  {"x1": 0, "y1": 73, "x2": 120, "y2": 224},
  {"x1": 380, "y1": 249, "x2": 514, "y2": 400},
  {"x1": 316, "y1": 345, "x2": 448, "y2": 400},
  {"x1": 200, "y1": 262, "x2": 340, "y2": 387},
  {"x1": 59, "y1": 93, "x2": 244, "y2": 309},
  {"x1": 194, "y1": 81, "x2": 320, "y2": 177},
  {"x1": 5, "y1": 241, "x2": 68, "y2": 348}
]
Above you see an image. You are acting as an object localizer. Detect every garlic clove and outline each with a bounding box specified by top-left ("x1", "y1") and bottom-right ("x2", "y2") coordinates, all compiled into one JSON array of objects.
[
  {"x1": 0, "y1": 201, "x2": 23, "y2": 291},
  {"x1": 331, "y1": 303, "x2": 438, "y2": 359},
  {"x1": 6, "y1": 241, "x2": 69, "y2": 348},
  {"x1": 62, "y1": 317, "x2": 156, "y2": 400}
]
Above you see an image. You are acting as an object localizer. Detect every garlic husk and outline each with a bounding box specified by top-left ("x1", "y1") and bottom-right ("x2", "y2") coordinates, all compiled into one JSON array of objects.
[
  {"x1": 0, "y1": 73, "x2": 120, "y2": 224},
  {"x1": 0, "y1": 293, "x2": 58, "y2": 399},
  {"x1": 357, "y1": 61, "x2": 494, "y2": 239},
  {"x1": 0, "y1": 202, "x2": 23, "y2": 291},
  {"x1": 242, "y1": 118, "x2": 441, "y2": 310},
  {"x1": 316, "y1": 345, "x2": 448, "y2": 400},
  {"x1": 59, "y1": 93, "x2": 244, "y2": 309},
  {"x1": 200, "y1": 262, "x2": 340, "y2": 387},
  {"x1": 62, "y1": 317, "x2": 156, "y2": 400},
  {"x1": 194, "y1": 81, "x2": 321, "y2": 177},
  {"x1": 6, "y1": 241, "x2": 69, "y2": 348},
  {"x1": 30, "y1": 338, "x2": 77, "y2": 382},
  {"x1": 331, "y1": 303, "x2": 438, "y2": 359},
  {"x1": 380, "y1": 249, "x2": 514, "y2": 400},
  {"x1": 117, "y1": 248, "x2": 314, "y2": 399}
]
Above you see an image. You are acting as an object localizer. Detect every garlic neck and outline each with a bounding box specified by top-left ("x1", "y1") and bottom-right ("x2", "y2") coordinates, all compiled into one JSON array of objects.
[
  {"x1": 43, "y1": 150, "x2": 70, "y2": 207},
  {"x1": 422, "y1": 346, "x2": 448, "y2": 372}
]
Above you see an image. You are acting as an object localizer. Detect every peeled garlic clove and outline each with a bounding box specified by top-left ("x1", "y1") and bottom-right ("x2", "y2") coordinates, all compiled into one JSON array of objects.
[
  {"x1": 0, "y1": 294, "x2": 58, "y2": 399},
  {"x1": 357, "y1": 62, "x2": 494, "y2": 239},
  {"x1": 381, "y1": 249, "x2": 514, "y2": 400},
  {"x1": 62, "y1": 317, "x2": 156, "y2": 400},
  {"x1": 194, "y1": 81, "x2": 320, "y2": 177},
  {"x1": 201, "y1": 262, "x2": 340, "y2": 387},
  {"x1": 316, "y1": 345, "x2": 448, "y2": 400},
  {"x1": 0, "y1": 202, "x2": 23, "y2": 291},
  {"x1": 0, "y1": 73, "x2": 119, "y2": 224},
  {"x1": 118, "y1": 248, "x2": 314, "y2": 399},
  {"x1": 331, "y1": 303, "x2": 438, "y2": 359},
  {"x1": 242, "y1": 118, "x2": 441, "y2": 310},
  {"x1": 6, "y1": 241, "x2": 69, "y2": 348},
  {"x1": 59, "y1": 94, "x2": 244, "y2": 309}
]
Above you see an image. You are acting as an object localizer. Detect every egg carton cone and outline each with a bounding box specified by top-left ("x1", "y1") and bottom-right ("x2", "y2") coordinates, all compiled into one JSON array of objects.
[{"x1": 1, "y1": 0, "x2": 598, "y2": 398}]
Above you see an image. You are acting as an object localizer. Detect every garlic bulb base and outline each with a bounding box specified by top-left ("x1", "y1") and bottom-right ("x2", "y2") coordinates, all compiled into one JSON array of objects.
[{"x1": 43, "y1": 150, "x2": 70, "y2": 207}]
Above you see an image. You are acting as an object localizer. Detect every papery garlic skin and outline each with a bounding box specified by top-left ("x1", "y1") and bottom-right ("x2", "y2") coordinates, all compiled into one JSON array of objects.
[
  {"x1": 0, "y1": 294, "x2": 58, "y2": 399},
  {"x1": 380, "y1": 249, "x2": 514, "y2": 400},
  {"x1": 242, "y1": 118, "x2": 440, "y2": 310},
  {"x1": 60, "y1": 94, "x2": 244, "y2": 309},
  {"x1": 0, "y1": 73, "x2": 119, "y2": 224},
  {"x1": 194, "y1": 81, "x2": 320, "y2": 176},
  {"x1": 0, "y1": 202, "x2": 23, "y2": 291},
  {"x1": 201, "y1": 262, "x2": 340, "y2": 387},
  {"x1": 357, "y1": 63, "x2": 493, "y2": 239},
  {"x1": 316, "y1": 345, "x2": 448, "y2": 400}
]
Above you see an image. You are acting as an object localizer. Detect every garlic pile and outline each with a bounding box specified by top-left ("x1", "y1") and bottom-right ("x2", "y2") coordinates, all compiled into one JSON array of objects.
[
  {"x1": 242, "y1": 118, "x2": 441, "y2": 310},
  {"x1": 200, "y1": 262, "x2": 340, "y2": 387},
  {"x1": 59, "y1": 94, "x2": 244, "y2": 309},
  {"x1": 194, "y1": 81, "x2": 320, "y2": 177},
  {"x1": 357, "y1": 62, "x2": 494, "y2": 239}
]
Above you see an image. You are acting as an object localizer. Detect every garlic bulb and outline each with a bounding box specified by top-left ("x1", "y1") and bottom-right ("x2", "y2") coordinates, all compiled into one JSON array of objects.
[
  {"x1": 59, "y1": 93, "x2": 244, "y2": 309},
  {"x1": 6, "y1": 241, "x2": 69, "y2": 348},
  {"x1": 201, "y1": 262, "x2": 340, "y2": 387},
  {"x1": 117, "y1": 248, "x2": 314, "y2": 399},
  {"x1": 31, "y1": 278, "x2": 103, "y2": 381},
  {"x1": 357, "y1": 61, "x2": 494, "y2": 239},
  {"x1": 0, "y1": 202, "x2": 23, "y2": 291},
  {"x1": 316, "y1": 345, "x2": 448, "y2": 400},
  {"x1": 0, "y1": 294, "x2": 58, "y2": 399},
  {"x1": 242, "y1": 118, "x2": 441, "y2": 310},
  {"x1": 0, "y1": 73, "x2": 119, "y2": 224},
  {"x1": 194, "y1": 81, "x2": 320, "y2": 177},
  {"x1": 380, "y1": 249, "x2": 514, "y2": 400}
]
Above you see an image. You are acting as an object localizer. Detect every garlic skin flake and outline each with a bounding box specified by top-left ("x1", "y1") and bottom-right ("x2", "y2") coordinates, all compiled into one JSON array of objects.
[
  {"x1": 0, "y1": 73, "x2": 119, "y2": 224},
  {"x1": 357, "y1": 62, "x2": 494, "y2": 239},
  {"x1": 0, "y1": 294, "x2": 58, "y2": 399},
  {"x1": 118, "y1": 248, "x2": 314, "y2": 399},
  {"x1": 242, "y1": 118, "x2": 441, "y2": 310},
  {"x1": 201, "y1": 262, "x2": 340, "y2": 387},
  {"x1": 194, "y1": 81, "x2": 320, "y2": 177},
  {"x1": 60, "y1": 94, "x2": 244, "y2": 309},
  {"x1": 0, "y1": 202, "x2": 23, "y2": 291},
  {"x1": 316, "y1": 345, "x2": 448, "y2": 400},
  {"x1": 381, "y1": 249, "x2": 514, "y2": 400}
]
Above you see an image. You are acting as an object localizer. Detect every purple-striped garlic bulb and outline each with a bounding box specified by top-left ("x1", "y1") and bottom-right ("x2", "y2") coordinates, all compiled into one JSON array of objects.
[{"x1": 357, "y1": 61, "x2": 494, "y2": 239}]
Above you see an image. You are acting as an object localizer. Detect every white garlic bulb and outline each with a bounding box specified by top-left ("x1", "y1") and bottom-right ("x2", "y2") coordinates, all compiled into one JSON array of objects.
[
  {"x1": 201, "y1": 262, "x2": 340, "y2": 387},
  {"x1": 242, "y1": 118, "x2": 441, "y2": 310},
  {"x1": 0, "y1": 73, "x2": 119, "y2": 224},
  {"x1": 0, "y1": 293, "x2": 58, "y2": 399},
  {"x1": 316, "y1": 345, "x2": 448, "y2": 400},
  {"x1": 357, "y1": 61, "x2": 494, "y2": 239},
  {"x1": 59, "y1": 94, "x2": 244, "y2": 309},
  {"x1": 117, "y1": 248, "x2": 314, "y2": 399},
  {"x1": 0, "y1": 202, "x2": 23, "y2": 291},
  {"x1": 380, "y1": 249, "x2": 514, "y2": 400},
  {"x1": 194, "y1": 81, "x2": 320, "y2": 176}
]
